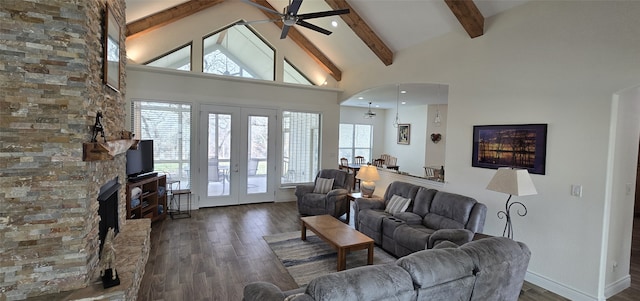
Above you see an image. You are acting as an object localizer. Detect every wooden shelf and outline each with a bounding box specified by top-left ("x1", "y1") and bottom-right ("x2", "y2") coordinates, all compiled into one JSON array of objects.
[{"x1": 82, "y1": 139, "x2": 139, "y2": 161}]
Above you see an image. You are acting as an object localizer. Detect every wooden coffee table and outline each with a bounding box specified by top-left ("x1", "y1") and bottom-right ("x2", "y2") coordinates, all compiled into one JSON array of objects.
[{"x1": 300, "y1": 215, "x2": 374, "y2": 271}]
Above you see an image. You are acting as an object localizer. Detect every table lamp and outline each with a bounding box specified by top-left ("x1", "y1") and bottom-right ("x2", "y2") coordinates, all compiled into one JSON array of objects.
[
  {"x1": 486, "y1": 167, "x2": 537, "y2": 239},
  {"x1": 356, "y1": 165, "x2": 380, "y2": 198}
]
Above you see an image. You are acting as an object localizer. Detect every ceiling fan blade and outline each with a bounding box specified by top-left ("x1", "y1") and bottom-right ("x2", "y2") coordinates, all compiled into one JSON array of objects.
[
  {"x1": 280, "y1": 25, "x2": 292, "y2": 39},
  {"x1": 286, "y1": 0, "x2": 303, "y2": 16},
  {"x1": 236, "y1": 19, "x2": 280, "y2": 26},
  {"x1": 296, "y1": 20, "x2": 332, "y2": 35},
  {"x1": 241, "y1": 0, "x2": 283, "y2": 16},
  {"x1": 297, "y1": 9, "x2": 350, "y2": 20}
]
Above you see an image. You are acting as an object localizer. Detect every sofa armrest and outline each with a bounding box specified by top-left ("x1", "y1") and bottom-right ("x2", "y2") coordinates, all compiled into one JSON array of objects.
[
  {"x1": 427, "y1": 229, "x2": 474, "y2": 249},
  {"x1": 393, "y1": 212, "x2": 422, "y2": 225},
  {"x1": 354, "y1": 197, "x2": 385, "y2": 211},
  {"x1": 243, "y1": 282, "x2": 286, "y2": 301},
  {"x1": 327, "y1": 188, "x2": 348, "y2": 198},
  {"x1": 294, "y1": 184, "x2": 315, "y2": 198}
]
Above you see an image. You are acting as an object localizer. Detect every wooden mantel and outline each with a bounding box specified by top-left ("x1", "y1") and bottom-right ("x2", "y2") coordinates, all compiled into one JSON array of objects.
[{"x1": 82, "y1": 139, "x2": 139, "y2": 161}]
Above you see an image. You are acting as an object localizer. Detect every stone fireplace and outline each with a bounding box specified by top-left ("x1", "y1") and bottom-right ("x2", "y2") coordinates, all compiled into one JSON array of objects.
[{"x1": 0, "y1": 0, "x2": 150, "y2": 300}]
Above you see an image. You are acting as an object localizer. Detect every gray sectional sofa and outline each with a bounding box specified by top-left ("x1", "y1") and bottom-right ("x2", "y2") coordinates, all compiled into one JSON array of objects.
[
  {"x1": 355, "y1": 181, "x2": 487, "y2": 257},
  {"x1": 243, "y1": 236, "x2": 531, "y2": 301}
]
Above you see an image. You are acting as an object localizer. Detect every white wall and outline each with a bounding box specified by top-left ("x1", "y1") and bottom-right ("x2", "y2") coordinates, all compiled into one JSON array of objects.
[
  {"x1": 339, "y1": 106, "x2": 387, "y2": 163},
  {"x1": 338, "y1": 2, "x2": 640, "y2": 300},
  {"x1": 602, "y1": 85, "x2": 640, "y2": 297},
  {"x1": 126, "y1": 65, "x2": 342, "y2": 204},
  {"x1": 425, "y1": 104, "x2": 447, "y2": 168},
  {"x1": 383, "y1": 105, "x2": 428, "y2": 176}
]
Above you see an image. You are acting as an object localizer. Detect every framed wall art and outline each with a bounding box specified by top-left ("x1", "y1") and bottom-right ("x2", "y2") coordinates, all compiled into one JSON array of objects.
[
  {"x1": 472, "y1": 124, "x2": 547, "y2": 175},
  {"x1": 397, "y1": 124, "x2": 410, "y2": 145},
  {"x1": 103, "y1": 4, "x2": 120, "y2": 92}
]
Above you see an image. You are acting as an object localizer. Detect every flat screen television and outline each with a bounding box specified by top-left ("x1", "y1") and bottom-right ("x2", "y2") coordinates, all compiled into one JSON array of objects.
[{"x1": 126, "y1": 139, "x2": 155, "y2": 180}]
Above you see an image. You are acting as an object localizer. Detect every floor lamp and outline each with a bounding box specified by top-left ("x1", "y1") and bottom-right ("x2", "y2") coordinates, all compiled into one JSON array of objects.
[{"x1": 486, "y1": 167, "x2": 537, "y2": 239}]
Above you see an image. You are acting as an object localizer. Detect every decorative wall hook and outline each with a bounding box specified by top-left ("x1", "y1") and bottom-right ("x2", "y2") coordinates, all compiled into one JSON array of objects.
[{"x1": 430, "y1": 133, "x2": 442, "y2": 143}]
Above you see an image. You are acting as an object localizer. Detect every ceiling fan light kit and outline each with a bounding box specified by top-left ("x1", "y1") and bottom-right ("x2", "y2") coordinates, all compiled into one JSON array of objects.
[
  {"x1": 363, "y1": 102, "x2": 376, "y2": 119},
  {"x1": 240, "y1": 0, "x2": 349, "y2": 39}
]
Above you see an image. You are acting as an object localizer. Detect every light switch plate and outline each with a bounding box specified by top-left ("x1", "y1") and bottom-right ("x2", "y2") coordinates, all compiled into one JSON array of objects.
[{"x1": 571, "y1": 184, "x2": 583, "y2": 197}]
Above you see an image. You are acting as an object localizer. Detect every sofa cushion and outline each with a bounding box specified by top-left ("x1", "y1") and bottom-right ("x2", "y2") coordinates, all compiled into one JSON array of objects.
[
  {"x1": 305, "y1": 264, "x2": 416, "y2": 301},
  {"x1": 383, "y1": 182, "x2": 420, "y2": 207},
  {"x1": 393, "y1": 225, "x2": 434, "y2": 256},
  {"x1": 358, "y1": 209, "x2": 390, "y2": 244},
  {"x1": 423, "y1": 213, "x2": 465, "y2": 230},
  {"x1": 396, "y1": 247, "x2": 475, "y2": 288},
  {"x1": 313, "y1": 178, "x2": 334, "y2": 194},
  {"x1": 411, "y1": 187, "x2": 437, "y2": 217},
  {"x1": 396, "y1": 248, "x2": 477, "y2": 301},
  {"x1": 385, "y1": 194, "x2": 411, "y2": 214},
  {"x1": 423, "y1": 191, "x2": 477, "y2": 230},
  {"x1": 461, "y1": 237, "x2": 532, "y2": 301}
]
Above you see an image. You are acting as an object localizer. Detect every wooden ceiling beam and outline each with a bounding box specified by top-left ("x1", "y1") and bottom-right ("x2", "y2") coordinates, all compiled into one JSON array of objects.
[
  {"x1": 252, "y1": 0, "x2": 342, "y2": 81},
  {"x1": 324, "y1": 0, "x2": 393, "y2": 66},
  {"x1": 444, "y1": 0, "x2": 484, "y2": 38},
  {"x1": 126, "y1": 0, "x2": 225, "y2": 39}
]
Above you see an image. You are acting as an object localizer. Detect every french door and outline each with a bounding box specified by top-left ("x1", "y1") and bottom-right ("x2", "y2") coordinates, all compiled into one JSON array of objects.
[{"x1": 199, "y1": 105, "x2": 276, "y2": 207}]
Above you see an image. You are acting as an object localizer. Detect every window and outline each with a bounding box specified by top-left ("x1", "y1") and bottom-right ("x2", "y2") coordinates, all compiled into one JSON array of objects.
[
  {"x1": 202, "y1": 25, "x2": 274, "y2": 80},
  {"x1": 339, "y1": 124, "x2": 373, "y2": 163},
  {"x1": 283, "y1": 58, "x2": 313, "y2": 85},
  {"x1": 131, "y1": 101, "x2": 192, "y2": 188},
  {"x1": 282, "y1": 111, "x2": 321, "y2": 185},
  {"x1": 144, "y1": 43, "x2": 192, "y2": 71}
]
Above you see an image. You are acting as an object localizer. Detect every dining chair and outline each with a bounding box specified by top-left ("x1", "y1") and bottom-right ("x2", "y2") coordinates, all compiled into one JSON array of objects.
[
  {"x1": 339, "y1": 157, "x2": 349, "y2": 171},
  {"x1": 353, "y1": 156, "x2": 366, "y2": 190},
  {"x1": 373, "y1": 158, "x2": 385, "y2": 167}
]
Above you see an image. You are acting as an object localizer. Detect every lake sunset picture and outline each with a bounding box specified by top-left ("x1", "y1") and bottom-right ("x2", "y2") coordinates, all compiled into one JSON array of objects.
[{"x1": 472, "y1": 124, "x2": 547, "y2": 174}]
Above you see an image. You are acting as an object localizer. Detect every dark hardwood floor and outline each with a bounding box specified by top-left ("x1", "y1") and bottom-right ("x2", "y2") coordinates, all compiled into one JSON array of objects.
[{"x1": 137, "y1": 202, "x2": 639, "y2": 301}]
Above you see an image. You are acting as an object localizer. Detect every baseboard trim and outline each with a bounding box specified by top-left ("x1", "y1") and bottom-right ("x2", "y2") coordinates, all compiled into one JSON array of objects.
[
  {"x1": 525, "y1": 271, "x2": 598, "y2": 301},
  {"x1": 605, "y1": 275, "x2": 631, "y2": 298}
]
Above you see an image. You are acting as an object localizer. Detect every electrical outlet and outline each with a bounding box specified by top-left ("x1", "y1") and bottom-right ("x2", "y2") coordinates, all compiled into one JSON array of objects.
[{"x1": 571, "y1": 185, "x2": 583, "y2": 197}]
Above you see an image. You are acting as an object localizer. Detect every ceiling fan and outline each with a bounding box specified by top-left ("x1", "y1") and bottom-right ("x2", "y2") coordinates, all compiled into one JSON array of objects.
[
  {"x1": 363, "y1": 102, "x2": 376, "y2": 119},
  {"x1": 238, "y1": 0, "x2": 350, "y2": 39}
]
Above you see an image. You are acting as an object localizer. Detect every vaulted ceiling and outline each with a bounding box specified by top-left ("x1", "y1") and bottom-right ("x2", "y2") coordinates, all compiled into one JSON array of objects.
[{"x1": 125, "y1": 0, "x2": 527, "y2": 82}]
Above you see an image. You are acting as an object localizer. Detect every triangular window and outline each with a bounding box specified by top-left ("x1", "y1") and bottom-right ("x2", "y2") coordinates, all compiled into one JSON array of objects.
[
  {"x1": 284, "y1": 58, "x2": 313, "y2": 86},
  {"x1": 203, "y1": 25, "x2": 274, "y2": 80},
  {"x1": 144, "y1": 43, "x2": 191, "y2": 71}
]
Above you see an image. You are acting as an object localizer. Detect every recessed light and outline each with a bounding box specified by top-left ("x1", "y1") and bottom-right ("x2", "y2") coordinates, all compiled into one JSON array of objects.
[
  {"x1": 400, "y1": 90, "x2": 407, "y2": 94},
  {"x1": 331, "y1": 20, "x2": 338, "y2": 28},
  {"x1": 375, "y1": 105, "x2": 380, "y2": 108},
  {"x1": 358, "y1": 96, "x2": 364, "y2": 100},
  {"x1": 401, "y1": 101, "x2": 407, "y2": 105}
]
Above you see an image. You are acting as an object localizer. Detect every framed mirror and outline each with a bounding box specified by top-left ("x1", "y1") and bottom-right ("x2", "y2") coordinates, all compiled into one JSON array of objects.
[{"x1": 103, "y1": 4, "x2": 120, "y2": 92}]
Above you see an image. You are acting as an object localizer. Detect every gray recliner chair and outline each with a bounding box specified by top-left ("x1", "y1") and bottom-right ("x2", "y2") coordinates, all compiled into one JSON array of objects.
[{"x1": 295, "y1": 169, "x2": 351, "y2": 220}]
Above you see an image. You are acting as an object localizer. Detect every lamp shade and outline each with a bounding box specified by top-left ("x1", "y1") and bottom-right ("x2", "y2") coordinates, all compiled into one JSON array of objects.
[
  {"x1": 356, "y1": 165, "x2": 380, "y2": 182},
  {"x1": 486, "y1": 167, "x2": 537, "y2": 196}
]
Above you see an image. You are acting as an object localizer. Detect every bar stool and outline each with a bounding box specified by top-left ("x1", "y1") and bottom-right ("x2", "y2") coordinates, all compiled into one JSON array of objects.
[{"x1": 170, "y1": 189, "x2": 191, "y2": 219}]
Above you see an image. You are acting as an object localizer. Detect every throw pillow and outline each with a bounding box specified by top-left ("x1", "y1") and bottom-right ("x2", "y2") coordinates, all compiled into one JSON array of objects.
[
  {"x1": 313, "y1": 178, "x2": 335, "y2": 194},
  {"x1": 385, "y1": 194, "x2": 411, "y2": 214}
]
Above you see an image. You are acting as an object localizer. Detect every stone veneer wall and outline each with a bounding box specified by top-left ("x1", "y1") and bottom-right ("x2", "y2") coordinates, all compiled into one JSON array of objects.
[{"x1": 0, "y1": 0, "x2": 128, "y2": 299}]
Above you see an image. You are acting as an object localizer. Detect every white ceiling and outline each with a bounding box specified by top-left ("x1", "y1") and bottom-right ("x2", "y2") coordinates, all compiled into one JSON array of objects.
[{"x1": 125, "y1": 0, "x2": 528, "y2": 109}]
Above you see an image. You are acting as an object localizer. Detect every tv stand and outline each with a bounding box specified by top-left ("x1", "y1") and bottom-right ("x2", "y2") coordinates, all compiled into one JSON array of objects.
[
  {"x1": 127, "y1": 172, "x2": 158, "y2": 183},
  {"x1": 126, "y1": 174, "x2": 166, "y2": 222}
]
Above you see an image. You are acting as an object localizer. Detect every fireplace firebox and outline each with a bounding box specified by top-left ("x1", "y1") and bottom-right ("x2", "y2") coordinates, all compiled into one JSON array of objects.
[{"x1": 98, "y1": 177, "x2": 121, "y2": 254}]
